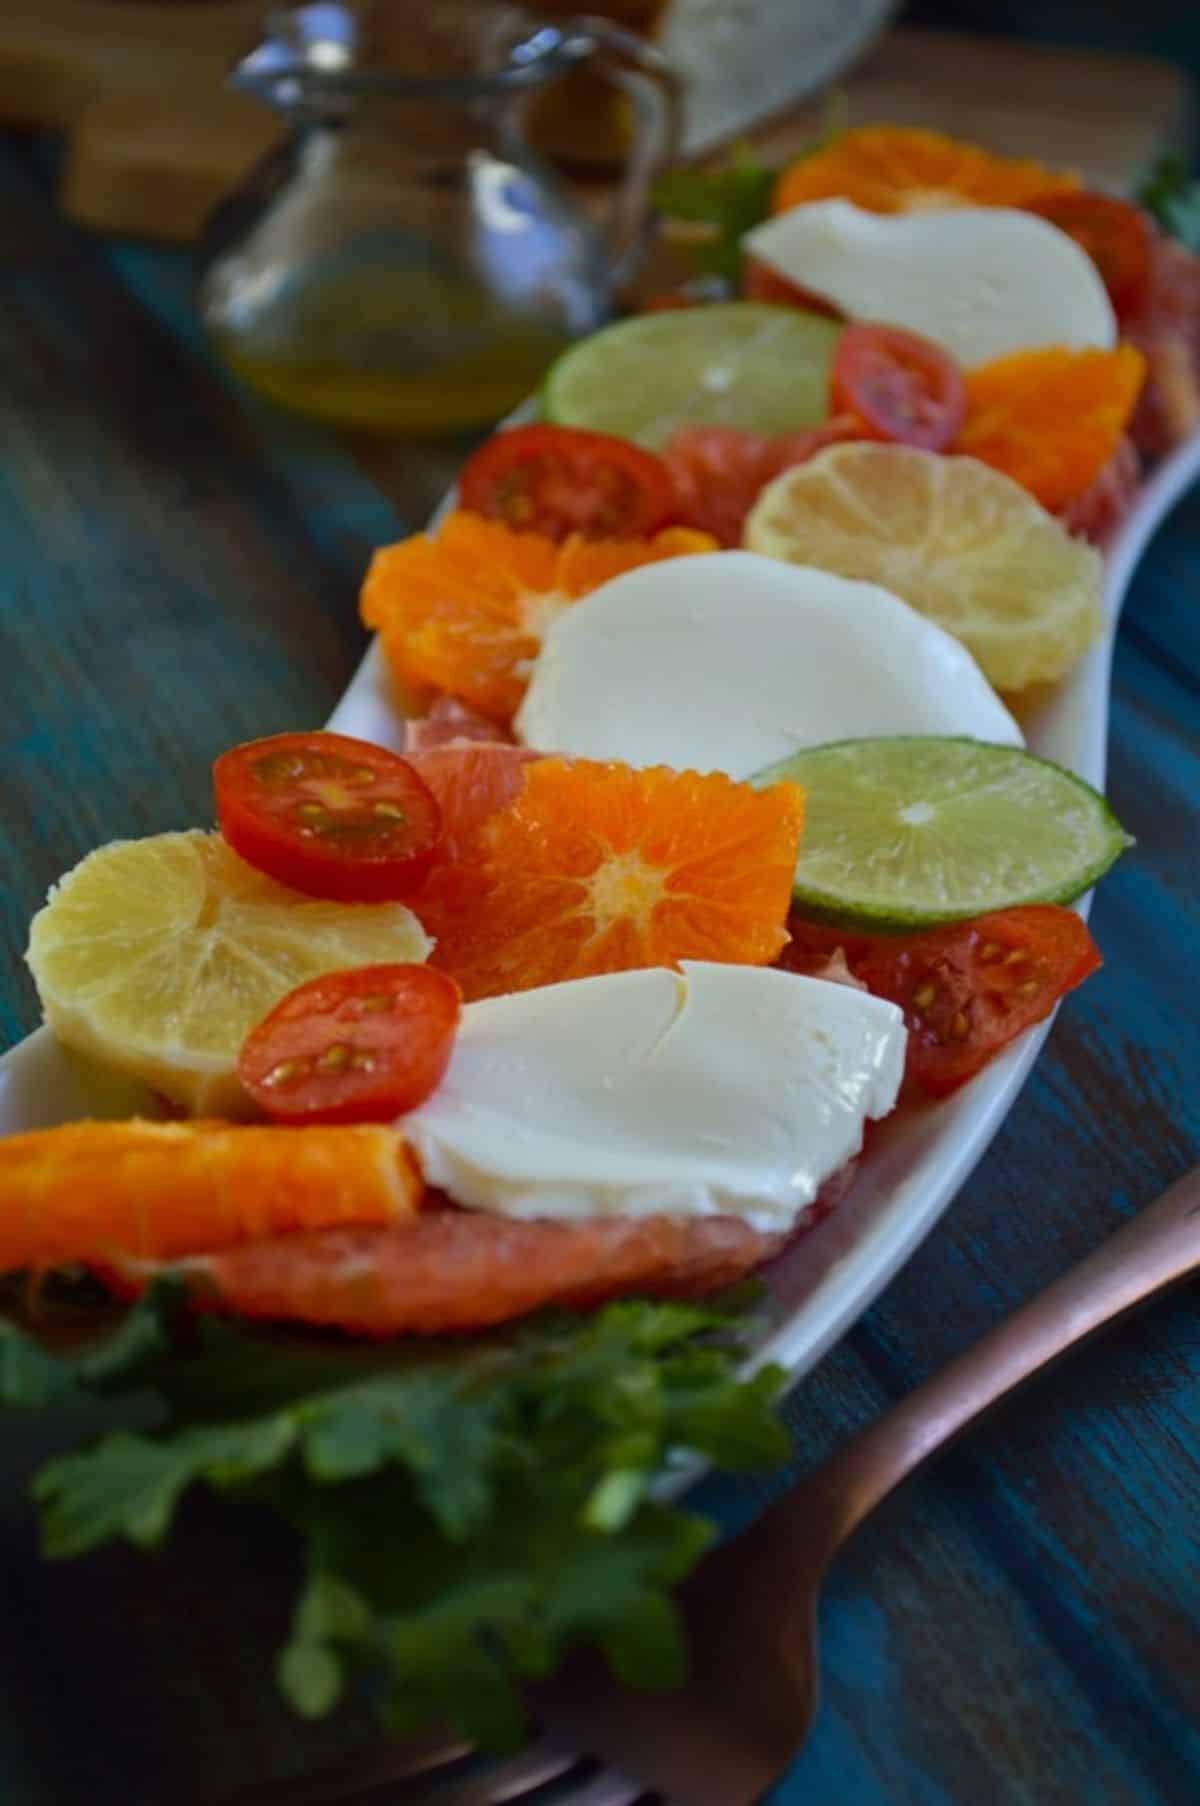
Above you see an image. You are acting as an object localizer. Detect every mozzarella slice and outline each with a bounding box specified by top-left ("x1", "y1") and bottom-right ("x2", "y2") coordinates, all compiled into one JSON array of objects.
[
  {"x1": 742, "y1": 200, "x2": 1116, "y2": 364},
  {"x1": 402, "y1": 962, "x2": 906, "y2": 1233},
  {"x1": 515, "y1": 551, "x2": 1022, "y2": 776}
]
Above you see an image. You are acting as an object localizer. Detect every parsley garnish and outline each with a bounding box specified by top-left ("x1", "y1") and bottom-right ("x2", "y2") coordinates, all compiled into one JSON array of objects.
[
  {"x1": 1137, "y1": 152, "x2": 1200, "y2": 251},
  {"x1": 3, "y1": 1282, "x2": 789, "y2": 1748}
]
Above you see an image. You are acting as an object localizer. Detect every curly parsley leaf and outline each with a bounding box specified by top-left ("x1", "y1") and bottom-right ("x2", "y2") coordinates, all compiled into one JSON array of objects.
[
  {"x1": 1137, "y1": 152, "x2": 1200, "y2": 251},
  {"x1": 8, "y1": 1287, "x2": 790, "y2": 1748}
]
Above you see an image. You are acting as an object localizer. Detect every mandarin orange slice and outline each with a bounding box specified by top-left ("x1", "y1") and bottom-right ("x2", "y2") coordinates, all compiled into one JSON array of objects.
[
  {"x1": 360, "y1": 512, "x2": 713, "y2": 725},
  {"x1": 772, "y1": 126, "x2": 1077, "y2": 218},
  {"x1": 958, "y1": 345, "x2": 1147, "y2": 511},
  {"x1": 108, "y1": 1208, "x2": 784, "y2": 1336},
  {"x1": 421, "y1": 758, "x2": 805, "y2": 1001},
  {"x1": 0, "y1": 1118, "x2": 420, "y2": 1272}
]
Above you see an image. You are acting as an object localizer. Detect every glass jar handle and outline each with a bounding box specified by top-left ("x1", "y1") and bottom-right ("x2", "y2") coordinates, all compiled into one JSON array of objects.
[{"x1": 565, "y1": 15, "x2": 683, "y2": 291}]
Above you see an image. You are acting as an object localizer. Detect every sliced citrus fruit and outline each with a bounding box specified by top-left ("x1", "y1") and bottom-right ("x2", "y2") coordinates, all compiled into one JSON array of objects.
[
  {"x1": 360, "y1": 511, "x2": 711, "y2": 724},
  {"x1": 26, "y1": 831, "x2": 431, "y2": 1116},
  {"x1": 405, "y1": 742, "x2": 542, "y2": 864},
  {"x1": 422, "y1": 758, "x2": 805, "y2": 1002},
  {"x1": 772, "y1": 125, "x2": 1076, "y2": 217},
  {"x1": 751, "y1": 737, "x2": 1131, "y2": 929},
  {"x1": 540, "y1": 304, "x2": 842, "y2": 449},
  {"x1": 0, "y1": 1119, "x2": 420, "y2": 1272},
  {"x1": 744, "y1": 442, "x2": 1104, "y2": 691},
  {"x1": 109, "y1": 1208, "x2": 784, "y2": 1336},
  {"x1": 957, "y1": 345, "x2": 1146, "y2": 512}
]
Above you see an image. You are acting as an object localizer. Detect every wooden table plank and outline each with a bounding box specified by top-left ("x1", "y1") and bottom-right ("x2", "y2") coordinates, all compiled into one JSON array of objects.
[{"x1": 1, "y1": 119, "x2": 1199, "y2": 1806}]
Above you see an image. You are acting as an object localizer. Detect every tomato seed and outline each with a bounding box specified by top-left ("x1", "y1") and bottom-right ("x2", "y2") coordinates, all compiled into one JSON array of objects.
[
  {"x1": 263, "y1": 1058, "x2": 306, "y2": 1088},
  {"x1": 357, "y1": 994, "x2": 393, "y2": 1014},
  {"x1": 1016, "y1": 979, "x2": 1041, "y2": 997},
  {"x1": 372, "y1": 801, "x2": 408, "y2": 820},
  {"x1": 950, "y1": 1010, "x2": 970, "y2": 1039},
  {"x1": 351, "y1": 1052, "x2": 376, "y2": 1071},
  {"x1": 318, "y1": 1043, "x2": 353, "y2": 1072},
  {"x1": 979, "y1": 941, "x2": 1002, "y2": 961},
  {"x1": 296, "y1": 802, "x2": 330, "y2": 823},
  {"x1": 912, "y1": 982, "x2": 937, "y2": 1011},
  {"x1": 1004, "y1": 948, "x2": 1028, "y2": 966}
]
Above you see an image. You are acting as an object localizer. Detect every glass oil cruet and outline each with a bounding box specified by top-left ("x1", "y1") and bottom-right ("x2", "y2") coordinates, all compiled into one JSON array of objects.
[{"x1": 198, "y1": 3, "x2": 680, "y2": 431}]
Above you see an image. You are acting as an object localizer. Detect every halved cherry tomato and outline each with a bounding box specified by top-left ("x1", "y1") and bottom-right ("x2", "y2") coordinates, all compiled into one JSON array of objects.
[
  {"x1": 780, "y1": 905, "x2": 1101, "y2": 1096},
  {"x1": 214, "y1": 732, "x2": 441, "y2": 902},
  {"x1": 238, "y1": 963, "x2": 461, "y2": 1124},
  {"x1": 1027, "y1": 192, "x2": 1153, "y2": 325},
  {"x1": 830, "y1": 324, "x2": 966, "y2": 451},
  {"x1": 457, "y1": 423, "x2": 679, "y2": 542},
  {"x1": 742, "y1": 257, "x2": 844, "y2": 319}
]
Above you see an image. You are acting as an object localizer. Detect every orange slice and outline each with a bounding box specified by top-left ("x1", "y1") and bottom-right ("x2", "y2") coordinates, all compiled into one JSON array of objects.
[
  {"x1": 422, "y1": 758, "x2": 805, "y2": 1001},
  {"x1": 773, "y1": 126, "x2": 1077, "y2": 218},
  {"x1": 0, "y1": 1119, "x2": 421, "y2": 1273},
  {"x1": 958, "y1": 345, "x2": 1147, "y2": 511},
  {"x1": 360, "y1": 512, "x2": 714, "y2": 725}
]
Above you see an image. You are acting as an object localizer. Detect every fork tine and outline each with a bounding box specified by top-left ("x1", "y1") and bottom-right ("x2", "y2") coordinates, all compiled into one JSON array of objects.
[
  {"x1": 554, "y1": 1771, "x2": 650, "y2": 1806},
  {"x1": 383, "y1": 1738, "x2": 583, "y2": 1804},
  {"x1": 220, "y1": 1730, "x2": 475, "y2": 1805}
]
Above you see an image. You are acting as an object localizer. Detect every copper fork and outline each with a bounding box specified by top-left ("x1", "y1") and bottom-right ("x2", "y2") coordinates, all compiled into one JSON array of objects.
[{"x1": 236, "y1": 1160, "x2": 1200, "y2": 1806}]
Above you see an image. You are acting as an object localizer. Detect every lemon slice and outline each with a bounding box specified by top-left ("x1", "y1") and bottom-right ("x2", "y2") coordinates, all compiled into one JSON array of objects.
[
  {"x1": 751, "y1": 737, "x2": 1131, "y2": 929},
  {"x1": 744, "y1": 444, "x2": 1105, "y2": 691},
  {"x1": 541, "y1": 304, "x2": 842, "y2": 448},
  {"x1": 26, "y1": 831, "x2": 431, "y2": 1116}
]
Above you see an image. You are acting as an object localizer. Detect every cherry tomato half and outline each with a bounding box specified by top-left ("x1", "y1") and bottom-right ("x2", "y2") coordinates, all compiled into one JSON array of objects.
[
  {"x1": 238, "y1": 963, "x2": 461, "y2": 1124},
  {"x1": 781, "y1": 905, "x2": 1101, "y2": 1096},
  {"x1": 457, "y1": 423, "x2": 679, "y2": 542},
  {"x1": 1027, "y1": 191, "x2": 1153, "y2": 325},
  {"x1": 830, "y1": 323, "x2": 966, "y2": 452},
  {"x1": 214, "y1": 732, "x2": 441, "y2": 902}
]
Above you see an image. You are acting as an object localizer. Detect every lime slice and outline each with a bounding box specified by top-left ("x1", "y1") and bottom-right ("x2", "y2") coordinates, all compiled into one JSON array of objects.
[
  {"x1": 541, "y1": 304, "x2": 842, "y2": 449},
  {"x1": 750, "y1": 737, "x2": 1131, "y2": 929}
]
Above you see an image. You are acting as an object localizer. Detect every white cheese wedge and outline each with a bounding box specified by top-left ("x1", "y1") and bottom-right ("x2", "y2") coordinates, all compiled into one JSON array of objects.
[
  {"x1": 515, "y1": 551, "x2": 1022, "y2": 777},
  {"x1": 742, "y1": 200, "x2": 1117, "y2": 364},
  {"x1": 402, "y1": 962, "x2": 906, "y2": 1233}
]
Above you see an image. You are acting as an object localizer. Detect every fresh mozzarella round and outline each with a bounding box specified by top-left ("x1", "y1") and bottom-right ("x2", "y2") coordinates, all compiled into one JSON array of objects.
[
  {"x1": 402, "y1": 962, "x2": 906, "y2": 1233},
  {"x1": 742, "y1": 200, "x2": 1117, "y2": 364},
  {"x1": 515, "y1": 551, "x2": 1022, "y2": 777}
]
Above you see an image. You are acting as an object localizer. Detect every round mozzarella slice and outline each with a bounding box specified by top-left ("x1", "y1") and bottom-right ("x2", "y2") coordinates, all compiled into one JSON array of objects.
[
  {"x1": 402, "y1": 962, "x2": 907, "y2": 1233},
  {"x1": 515, "y1": 551, "x2": 1022, "y2": 777},
  {"x1": 742, "y1": 200, "x2": 1117, "y2": 364}
]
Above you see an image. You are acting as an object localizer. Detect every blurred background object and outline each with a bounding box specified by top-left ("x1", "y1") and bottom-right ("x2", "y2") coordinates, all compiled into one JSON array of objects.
[{"x1": 196, "y1": 5, "x2": 681, "y2": 430}]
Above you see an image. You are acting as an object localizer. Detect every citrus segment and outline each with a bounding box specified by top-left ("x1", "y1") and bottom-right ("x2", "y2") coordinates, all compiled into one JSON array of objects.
[
  {"x1": 360, "y1": 511, "x2": 712, "y2": 725},
  {"x1": 113, "y1": 1209, "x2": 784, "y2": 1336},
  {"x1": 744, "y1": 442, "x2": 1104, "y2": 691},
  {"x1": 772, "y1": 126, "x2": 1077, "y2": 217},
  {"x1": 26, "y1": 831, "x2": 431, "y2": 1116},
  {"x1": 0, "y1": 1119, "x2": 420, "y2": 1272},
  {"x1": 958, "y1": 345, "x2": 1147, "y2": 511},
  {"x1": 752, "y1": 737, "x2": 1131, "y2": 928},
  {"x1": 423, "y1": 759, "x2": 805, "y2": 1001},
  {"x1": 541, "y1": 304, "x2": 843, "y2": 449}
]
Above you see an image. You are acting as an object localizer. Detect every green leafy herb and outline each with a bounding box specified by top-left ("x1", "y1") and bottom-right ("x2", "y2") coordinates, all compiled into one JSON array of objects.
[
  {"x1": 652, "y1": 94, "x2": 848, "y2": 283},
  {"x1": 5, "y1": 1284, "x2": 789, "y2": 1748},
  {"x1": 1137, "y1": 152, "x2": 1200, "y2": 251}
]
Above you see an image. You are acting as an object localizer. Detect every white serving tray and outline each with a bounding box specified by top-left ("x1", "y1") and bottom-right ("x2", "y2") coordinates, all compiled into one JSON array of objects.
[{"x1": 4, "y1": 434, "x2": 1199, "y2": 1387}]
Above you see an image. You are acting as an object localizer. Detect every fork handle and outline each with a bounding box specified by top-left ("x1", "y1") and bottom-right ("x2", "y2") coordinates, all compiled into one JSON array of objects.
[{"x1": 795, "y1": 1161, "x2": 1200, "y2": 1556}]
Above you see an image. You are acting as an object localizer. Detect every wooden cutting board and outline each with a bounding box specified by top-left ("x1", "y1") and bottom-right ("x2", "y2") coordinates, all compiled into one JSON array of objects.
[{"x1": 0, "y1": 1, "x2": 1192, "y2": 242}]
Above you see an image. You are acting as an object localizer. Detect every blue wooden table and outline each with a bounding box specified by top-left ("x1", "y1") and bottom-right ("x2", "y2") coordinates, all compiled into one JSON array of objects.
[{"x1": 2, "y1": 100, "x2": 1199, "y2": 1804}]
